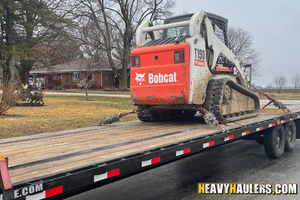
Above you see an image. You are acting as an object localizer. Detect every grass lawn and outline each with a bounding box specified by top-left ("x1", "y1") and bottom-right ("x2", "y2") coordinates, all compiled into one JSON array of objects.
[
  {"x1": 44, "y1": 88, "x2": 130, "y2": 95},
  {"x1": 0, "y1": 95, "x2": 137, "y2": 139},
  {"x1": 1, "y1": 91, "x2": 299, "y2": 139}
]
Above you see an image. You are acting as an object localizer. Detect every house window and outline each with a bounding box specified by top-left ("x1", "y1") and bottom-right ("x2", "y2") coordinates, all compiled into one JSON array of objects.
[{"x1": 72, "y1": 72, "x2": 79, "y2": 80}]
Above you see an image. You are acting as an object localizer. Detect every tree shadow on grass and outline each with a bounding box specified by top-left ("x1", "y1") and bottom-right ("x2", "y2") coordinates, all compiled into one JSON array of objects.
[
  {"x1": 15, "y1": 103, "x2": 47, "y2": 107},
  {"x1": 80, "y1": 99, "x2": 95, "y2": 101},
  {"x1": 0, "y1": 114, "x2": 26, "y2": 118}
]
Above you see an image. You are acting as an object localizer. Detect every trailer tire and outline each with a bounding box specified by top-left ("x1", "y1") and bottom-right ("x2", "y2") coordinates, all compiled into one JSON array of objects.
[
  {"x1": 264, "y1": 125, "x2": 285, "y2": 158},
  {"x1": 284, "y1": 121, "x2": 296, "y2": 151}
]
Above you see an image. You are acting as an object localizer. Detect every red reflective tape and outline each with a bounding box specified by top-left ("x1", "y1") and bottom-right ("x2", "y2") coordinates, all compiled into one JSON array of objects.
[
  {"x1": 229, "y1": 135, "x2": 234, "y2": 140},
  {"x1": 269, "y1": 123, "x2": 275, "y2": 127},
  {"x1": 151, "y1": 157, "x2": 161, "y2": 164},
  {"x1": 107, "y1": 169, "x2": 120, "y2": 178},
  {"x1": 45, "y1": 186, "x2": 63, "y2": 198},
  {"x1": 256, "y1": 126, "x2": 263, "y2": 131},
  {"x1": 183, "y1": 148, "x2": 191, "y2": 154},
  {"x1": 0, "y1": 159, "x2": 12, "y2": 190},
  {"x1": 242, "y1": 130, "x2": 250, "y2": 136},
  {"x1": 209, "y1": 141, "x2": 215, "y2": 146}
]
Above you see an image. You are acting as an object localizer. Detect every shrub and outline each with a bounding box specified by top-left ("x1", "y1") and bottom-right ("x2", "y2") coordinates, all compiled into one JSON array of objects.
[
  {"x1": 18, "y1": 88, "x2": 44, "y2": 106},
  {"x1": 0, "y1": 83, "x2": 19, "y2": 115},
  {"x1": 53, "y1": 85, "x2": 65, "y2": 90},
  {"x1": 27, "y1": 91, "x2": 44, "y2": 105}
]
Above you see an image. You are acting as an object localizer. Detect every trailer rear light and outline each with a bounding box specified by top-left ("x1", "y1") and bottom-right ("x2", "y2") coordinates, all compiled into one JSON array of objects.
[
  {"x1": 131, "y1": 56, "x2": 140, "y2": 67},
  {"x1": 174, "y1": 50, "x2": 184, "y2": 63}
]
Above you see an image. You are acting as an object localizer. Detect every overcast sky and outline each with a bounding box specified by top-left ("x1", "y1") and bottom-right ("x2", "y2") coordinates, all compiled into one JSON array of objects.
[{"x1": 173, "y1": 0, "x2": 300, "y2": 87}]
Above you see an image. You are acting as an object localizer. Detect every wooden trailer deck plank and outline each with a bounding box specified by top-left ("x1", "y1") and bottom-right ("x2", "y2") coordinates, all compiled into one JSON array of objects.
[
  {"x1": 9, "y1": 125, "x2": 225, "y2": 183},
  {"x1": 1, "y1": 120, "x2": 195, "y2": 154},
  {"x1": 2, "y1": 119, "x2": 189, "y2": 142},
  {"x1": 5, "y1": 122, "x2": 204, "y2": 166},
  {"x1": 4, "y1": 112, "x2": 284, "y2": 184},
  {"x1": 1, "y1": 121, "x2": 181, "y2": 149},
  {"x1": 3, "y1": 104, "x2": 298, "y2": 186},
  {"x1": 5, "y1": 112, "x2": 274, "y2": 164}
]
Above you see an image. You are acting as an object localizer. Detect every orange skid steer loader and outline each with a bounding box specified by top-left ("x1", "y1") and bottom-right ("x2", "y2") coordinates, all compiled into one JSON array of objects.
[{"x1": 130, "y1": 11, "x2": 260, "y2": 122}]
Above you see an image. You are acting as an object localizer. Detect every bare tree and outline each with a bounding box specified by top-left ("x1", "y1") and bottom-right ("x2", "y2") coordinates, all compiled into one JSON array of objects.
[
  {"x1": 291, "y1": 73, "x2": 300, "y2": 93},
  {"x1": 266, "y1": 83, "x2": 273, "y2": 89},
  {"x1": 227, "y1": 27, "x2": 260, "y2": 79},
  {"x1": 73, "y1": 0, "x2": 175, "y2": 90},
  {"x1": 273, "y1": 75, "x2": 287, "y2": 93},
  {"x1": 78, "y1": 59, "x2": 96, "y2": 101}
]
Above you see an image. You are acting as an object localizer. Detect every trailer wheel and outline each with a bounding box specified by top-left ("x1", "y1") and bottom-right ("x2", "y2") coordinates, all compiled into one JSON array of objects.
[
  {"x1": 284, "y1": 121, "x2": 296, "y2": 151},
  {"x1": 264, "y1": 125, "x2": 285, "y2": 158}
]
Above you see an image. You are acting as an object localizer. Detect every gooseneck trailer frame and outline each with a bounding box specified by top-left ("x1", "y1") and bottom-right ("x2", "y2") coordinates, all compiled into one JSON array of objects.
[{"x1": 1, "y1": 105, "x2": 300, "y2": 200}]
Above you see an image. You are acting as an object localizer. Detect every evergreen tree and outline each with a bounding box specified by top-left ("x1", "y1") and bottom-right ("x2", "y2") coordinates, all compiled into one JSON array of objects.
[
  {"x1": 0, "y1": 0, "x2": 18, "y2": 83},
  {"x1": 0, "y1": 0, "x2": 70, "y2": 86}
]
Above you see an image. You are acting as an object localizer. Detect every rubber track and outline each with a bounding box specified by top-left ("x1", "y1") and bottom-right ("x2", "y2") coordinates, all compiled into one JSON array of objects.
[{"x1": 203, "y1": 78, "x2": 260, "y2": 122}]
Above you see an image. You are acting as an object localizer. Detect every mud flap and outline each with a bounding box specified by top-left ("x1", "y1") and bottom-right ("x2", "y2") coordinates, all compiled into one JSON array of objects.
[{"x1": 295, "y1": 119, "x2": 300, "y2": 139}]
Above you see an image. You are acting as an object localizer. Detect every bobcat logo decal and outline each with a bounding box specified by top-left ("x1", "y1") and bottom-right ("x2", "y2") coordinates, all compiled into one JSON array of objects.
[{"x1": 135, "y1": 72, "x2": 146, "y2": 85}]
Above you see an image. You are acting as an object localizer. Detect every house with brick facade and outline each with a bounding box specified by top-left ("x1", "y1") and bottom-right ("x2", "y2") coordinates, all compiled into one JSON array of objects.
[{"x1": 29, "y1": 58, "x2": 124, "y2": 89}]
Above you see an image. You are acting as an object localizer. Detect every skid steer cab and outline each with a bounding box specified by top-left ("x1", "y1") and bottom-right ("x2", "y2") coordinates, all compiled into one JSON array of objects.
[{"x1": 130, "y1": 10, "x2": 260, "y2": 122}]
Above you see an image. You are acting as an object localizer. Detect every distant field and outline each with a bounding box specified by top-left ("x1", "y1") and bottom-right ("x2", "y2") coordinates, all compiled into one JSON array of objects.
[
  {"x1": 0, "y1": 95, "x2": 137, "y2": 138},
  {"x1": 256, "y1": 92, "x2": 300, "y2": 100}
]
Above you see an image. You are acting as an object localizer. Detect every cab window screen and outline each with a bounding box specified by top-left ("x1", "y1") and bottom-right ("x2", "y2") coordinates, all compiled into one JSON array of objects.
[{"x1": 166, "y1": 26, "x2": 189, "y2": 38}]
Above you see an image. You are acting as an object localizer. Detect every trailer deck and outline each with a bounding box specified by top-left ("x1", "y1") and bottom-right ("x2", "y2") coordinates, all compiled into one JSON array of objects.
[{"x1": 1, "y1": 104, "x2": 300, "y2": 200}]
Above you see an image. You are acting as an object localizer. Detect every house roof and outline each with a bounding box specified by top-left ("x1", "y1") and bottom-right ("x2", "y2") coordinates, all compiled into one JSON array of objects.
[{"x1": 30, "y1": 57, "x2": 124, "y2": 74}]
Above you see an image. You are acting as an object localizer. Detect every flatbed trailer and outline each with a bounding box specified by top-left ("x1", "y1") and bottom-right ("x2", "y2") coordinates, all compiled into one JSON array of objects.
[{"x1": 1, "y1": 104, "x2": 300, "y2": 200}]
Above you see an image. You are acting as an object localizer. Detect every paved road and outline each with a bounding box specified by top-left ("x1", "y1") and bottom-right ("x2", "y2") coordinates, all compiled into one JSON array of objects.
[
  {"x1": 43, "y1": 92, "x2": 130, "y2": 98},
  {"x1": 260, "y1": 99, "x2": 300, "y2": 106},
  {"x1": 0, "y1": 90, "x2": 130, "y2": 97},
  {"x1": 65, "y1": 140, "x2": 300, "y2": 200}
]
